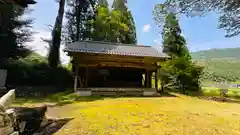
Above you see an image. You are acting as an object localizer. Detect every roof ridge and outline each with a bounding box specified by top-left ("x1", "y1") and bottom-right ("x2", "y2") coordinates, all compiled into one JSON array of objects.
[{"x1": 78, "y1": 40, "x2": 152, "y2": 48}]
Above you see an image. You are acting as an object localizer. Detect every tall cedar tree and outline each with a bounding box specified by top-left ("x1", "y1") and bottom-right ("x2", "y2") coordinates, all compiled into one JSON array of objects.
[
  {"x1": 91, "y1": 5, "x2": 129, "y2": 42},
  {"x1": 162, "y1": 13, "x2": 190, "y2": 59},
  {"x1": 48, "y1": 0, "x2": 65, "y2": 68},
  {"x1": 0, "y1": 5, "x2": 33, "y2": 68},
  {"x1": 65, "y1": 0, "x2": 97, "y2": 72},
  {"x1": 158, "y1": 0, "x2": 240, "y2": 37},
  {"x1": 65, "y1": 0, "x2": 97, "y2": 42},
  {"x1": 158, "y1": 13, "x2": 202, "y2": 92},
  {"x1": 112, "y1": 0, "x2": 137, "y2": 44}
]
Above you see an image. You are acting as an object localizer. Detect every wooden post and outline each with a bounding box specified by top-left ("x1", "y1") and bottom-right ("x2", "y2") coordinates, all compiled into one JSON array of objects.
[
  {"x1": 145, "y1": 70, "x2": 149, "y2": 88},
  {"x1": 149, "y1": 71, "x2": 152, "y2": 88},
  {"x1": 74, "y1": 65, "x2": 78, "y2": 92},
  {"x1": 85, "y1": 66, "x2": 88, "y2": 88},
  {"x1": 146, "y1": 70, "x2": 152, "y2": 88},
  {"x1": 155, "y1": 70, "x2": 158, "y2": 90}
]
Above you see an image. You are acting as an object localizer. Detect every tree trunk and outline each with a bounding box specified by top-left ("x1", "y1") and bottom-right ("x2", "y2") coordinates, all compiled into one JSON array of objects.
[
  {"x1": 50, "y1": 0, "x2": 65, "y2": 68},
  {"x1": 160, "y1": 82, "x2": 164, "y2": 93},
  {"x1": 76, "y1": 0, "x2": 81, "y2": 41}
]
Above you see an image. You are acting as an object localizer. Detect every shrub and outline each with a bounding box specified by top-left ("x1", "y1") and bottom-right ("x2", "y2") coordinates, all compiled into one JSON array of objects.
[
  {"x1": 5, "y1": 53, "x2": 73, "y2": 88},
  {"x1": 158, "y1": 58, "x2": 203, "y2": 93}
]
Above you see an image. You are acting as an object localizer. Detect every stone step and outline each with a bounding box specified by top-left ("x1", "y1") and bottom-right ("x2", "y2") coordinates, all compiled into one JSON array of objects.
[
  {"x1": 77, "y1": 88, "x2": 156, "y2": 92},
  {"x1": 91, "y1": 91, "x2": 144, "y2": 96}
]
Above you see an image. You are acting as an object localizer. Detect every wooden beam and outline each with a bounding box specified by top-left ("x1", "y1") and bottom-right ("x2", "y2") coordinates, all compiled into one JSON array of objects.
[
  {"x1": 69, "y1": 52, "x2": 166, "y2": 61},
  {"x1": 77, "y1": 56, "x2": 145, "y2": 64},
  {"x1": 73, "y1": 53, "x2": 165, "y2": 64},
  {"x1": 77, "y1": 60, "x2": 157, "y2": 70}
]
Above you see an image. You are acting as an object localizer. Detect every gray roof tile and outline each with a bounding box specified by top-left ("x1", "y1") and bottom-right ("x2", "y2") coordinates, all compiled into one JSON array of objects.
[{"x1": 64, "y1": 41, "x2": 168, "y2": 58}]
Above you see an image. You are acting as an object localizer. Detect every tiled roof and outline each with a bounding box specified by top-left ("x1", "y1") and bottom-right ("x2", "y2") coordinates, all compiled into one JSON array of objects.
[{"x1": 64, "y1": 41, "x2": 168, "y2": 58}]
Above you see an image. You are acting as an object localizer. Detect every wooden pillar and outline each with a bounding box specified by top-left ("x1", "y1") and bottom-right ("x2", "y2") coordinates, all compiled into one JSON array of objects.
[
  {"x1": 145, "y1": 69, "x2": 148, "y2": 88},
  {"x1": 145, "y1": 70, "x2": 152, "y2": 88},
  {"x1": 85, "y1": 66, "x2": 88, "y2": 88},
  {"x1": 149, "y1": 71, "x2": 152, "y2": 88},
  {"x1": 155, "y1": 70, "x2": 158, "y2": 90},
  {"x1": 74, "y1": 65, "x2": 78, "y2": 92}
]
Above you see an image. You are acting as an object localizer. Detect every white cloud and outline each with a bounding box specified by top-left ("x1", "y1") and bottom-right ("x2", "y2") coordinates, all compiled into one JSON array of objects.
[
  {"x1": 26, "y1": 29, "x2": 70, "y2": 65},
  {"x1": 27, "y1": 30, "x2": 50, "y2": 56},
  {"x1": 143, "y1": 24, "x2": 151, "y2": 33}
]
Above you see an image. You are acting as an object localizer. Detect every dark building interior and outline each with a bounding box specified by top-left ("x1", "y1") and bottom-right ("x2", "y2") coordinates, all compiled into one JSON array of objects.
[{"x1": 78, "y1": 67, "x2": 146, "y2": 88}]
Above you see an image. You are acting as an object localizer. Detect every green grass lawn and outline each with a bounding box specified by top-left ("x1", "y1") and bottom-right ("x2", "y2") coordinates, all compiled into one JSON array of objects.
[
  {"x1": 15, "y1": 92, "x2": 240, "y2": 135},
  {"x1": 201, "y1": 80, "x2": 240, "y2": 85},
  {"x1": 202, "y1": 87, "x2": 240, "y2": 98}
]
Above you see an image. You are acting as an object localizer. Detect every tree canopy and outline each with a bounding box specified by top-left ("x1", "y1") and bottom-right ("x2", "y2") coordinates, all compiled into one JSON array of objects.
[
  {"x1": 0, "y1": 4, "x2": 34, "y2": 68},
  {"x1": 112, "y1": 0, "x2": 137, "y2": 44},
  {"x1": 65, "y1": 0, "x2": 97, "y2": 42},
  {"x1": 91, "y1": 6, "x2": 129, "y2": 42},
  {"x1": 64, "y1": 0, "x2": 137, "y2": 44},
  {"x1": 156, "y1": 0, "x2": 240, "y2": 37},
  {"x1": 161, "y1": 13, "x2": 190, "y2": 59}
]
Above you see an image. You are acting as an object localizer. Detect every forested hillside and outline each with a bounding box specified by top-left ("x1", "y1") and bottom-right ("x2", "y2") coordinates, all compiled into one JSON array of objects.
[
  {"x1": 191, "y1": 48, "x2": 240, "y2": 60},
  {"x1": 191, "y1": 48, "x2": 240, "y2": 82}
]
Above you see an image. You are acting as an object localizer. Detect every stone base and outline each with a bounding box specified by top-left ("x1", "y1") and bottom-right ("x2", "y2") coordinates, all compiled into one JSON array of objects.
[
  {"x1": 76, "y1": 91, "x2": 91, "y2": 96},
  {"x1": 76, "y1": 88, "x2": 157, "y2": 96},
  {"x1": 143, "y1": 91, "x2": 156, "y2": 96}
]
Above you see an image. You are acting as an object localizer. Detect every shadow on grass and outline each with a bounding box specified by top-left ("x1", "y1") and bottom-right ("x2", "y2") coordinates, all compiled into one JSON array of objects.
[
  {"x1": 34, "y1": 118, "x2": 73, "y2": 135},
  {"x1": 54, "y1": 96, "x2": 108, "y2": 106},
  {"x1": 158, "y1": 91, "x2": 178, "y2": 97},
  {"x1": 14, "y1": 91, "x2": 178, "y2": 107},
  {"x1": 14, "y1": 96, "x2": 108, "y2": 107},
  {"x1": 13, "y1": 90, "x2": 108, "y2": 106},
  {"x1": 13, "y1": 98, "x2": 53, "y2": 105},
  {"x1": 53, "y1": 93, "x2": 178, "y2": 106}
]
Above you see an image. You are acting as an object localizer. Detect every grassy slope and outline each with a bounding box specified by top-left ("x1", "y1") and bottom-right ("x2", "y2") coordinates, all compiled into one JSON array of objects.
[{"x1": 16, "y1": 94, "x2": 240, "y2": 135}]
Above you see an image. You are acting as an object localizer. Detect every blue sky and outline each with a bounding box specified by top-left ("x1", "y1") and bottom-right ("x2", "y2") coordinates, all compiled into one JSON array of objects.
[{"x1": 27, "y1": 0, "x2": 240, "y2": 63}]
